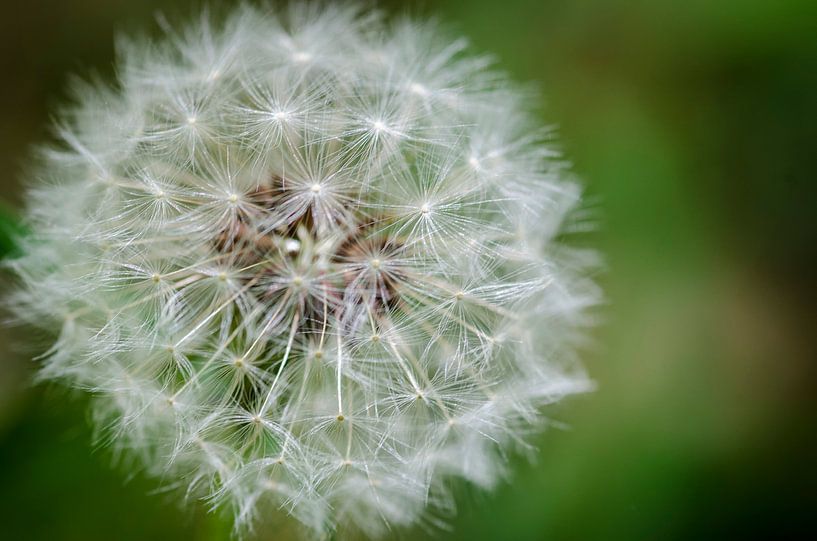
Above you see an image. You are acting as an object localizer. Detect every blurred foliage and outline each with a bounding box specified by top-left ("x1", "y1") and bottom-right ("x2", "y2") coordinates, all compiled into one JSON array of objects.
[
  {"x1": 1, "y1": 1, "x2": 815, "y2": 540},
  {"x1": 0, "y1": 204, "x2": 25, "y2": 258}
]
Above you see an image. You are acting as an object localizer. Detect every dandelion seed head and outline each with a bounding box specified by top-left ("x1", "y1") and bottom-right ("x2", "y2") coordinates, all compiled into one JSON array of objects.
[{"x1": 6, "y1": 3, "x2": 599, "y2": 538}]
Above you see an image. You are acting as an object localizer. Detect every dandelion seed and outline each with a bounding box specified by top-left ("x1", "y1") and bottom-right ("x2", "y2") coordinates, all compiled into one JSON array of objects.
[
  {"x1": 284, "y1": 239, "x2": 301, "y2": 254},
  {"x1": 292, "y1": 51, "x2": 312, "y2": 64},
  {"x1": 409, "y1": 82, "x2": 428, "y2": 96}
]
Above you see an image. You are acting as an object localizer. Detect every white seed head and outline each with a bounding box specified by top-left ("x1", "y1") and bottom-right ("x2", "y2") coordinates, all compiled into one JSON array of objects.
[{"x1": 6, "y1": 3, "x2": 599, "y2": 538}]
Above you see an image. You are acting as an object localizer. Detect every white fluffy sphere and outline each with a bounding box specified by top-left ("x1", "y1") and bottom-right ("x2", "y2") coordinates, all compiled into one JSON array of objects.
[{"x1": 7, "y1": 3, "x2": 599, "y2": 538}]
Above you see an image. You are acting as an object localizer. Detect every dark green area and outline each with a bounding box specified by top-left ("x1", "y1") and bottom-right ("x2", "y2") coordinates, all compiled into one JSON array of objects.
[{"x1": 1, "y1": 1, "x2": 815, "y2": 540}]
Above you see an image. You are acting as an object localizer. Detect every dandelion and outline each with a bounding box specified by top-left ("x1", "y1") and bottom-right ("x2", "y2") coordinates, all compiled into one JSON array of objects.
[{"x1": 6, "y1": 3, "x2": 599, "y2": 538}]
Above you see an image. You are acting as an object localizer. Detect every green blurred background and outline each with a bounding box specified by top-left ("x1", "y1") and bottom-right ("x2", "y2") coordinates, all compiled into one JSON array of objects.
[{"x1": 1, "y1": 1, "x2": 815, "y2": 539}]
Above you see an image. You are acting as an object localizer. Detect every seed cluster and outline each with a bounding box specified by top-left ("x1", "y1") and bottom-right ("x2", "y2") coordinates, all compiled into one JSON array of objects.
[{"x1": 7, "y1": 4, "x2": 599, "y2": 538}]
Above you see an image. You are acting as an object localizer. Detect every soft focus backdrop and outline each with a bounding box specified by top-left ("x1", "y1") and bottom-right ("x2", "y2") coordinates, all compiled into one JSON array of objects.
[{"x1": 1, "y1": 1, "x2": 815, "y2": 540}]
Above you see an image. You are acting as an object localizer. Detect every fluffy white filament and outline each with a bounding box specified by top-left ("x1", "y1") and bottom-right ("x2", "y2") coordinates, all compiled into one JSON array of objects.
[{"x1": 7, "y1": 3, "x2": 599, "y2": 538}]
